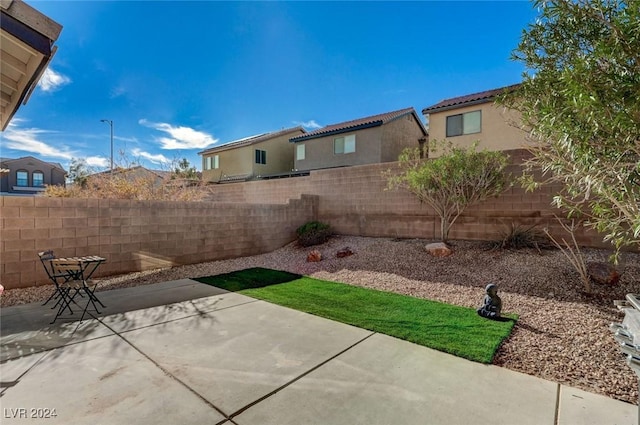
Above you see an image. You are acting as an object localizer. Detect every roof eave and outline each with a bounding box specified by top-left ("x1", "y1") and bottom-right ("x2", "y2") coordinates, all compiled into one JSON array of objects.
[
  {"x1": 386, "y1": 109, "x2": 428, "y2": 136},
  {"x1": 290, "y1": 121, "x2": 382, "y2": 143},
  {"x1": 199, "y1": 127, "x2": 306, "y2": 156},
  {"x1": 422, "y1": 97, "x2": 496, "y2": 115}
]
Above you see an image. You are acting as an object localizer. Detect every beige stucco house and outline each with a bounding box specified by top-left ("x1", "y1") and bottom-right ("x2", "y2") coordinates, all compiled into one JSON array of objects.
[
  {"x1": 289, "y1": 107, "x2": 427, "y2": 171},
  {"x1": 199, "y1": 126, "x2": 306, "y2": 183},
  {"x1": 422, "y1": 84, "x2": 526, "y2": 157}
]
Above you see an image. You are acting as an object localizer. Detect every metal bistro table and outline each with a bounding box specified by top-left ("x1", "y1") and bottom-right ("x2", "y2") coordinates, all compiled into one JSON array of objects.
[{"x1": 40, "y1": 253, "x2": 107, "y2": 323}]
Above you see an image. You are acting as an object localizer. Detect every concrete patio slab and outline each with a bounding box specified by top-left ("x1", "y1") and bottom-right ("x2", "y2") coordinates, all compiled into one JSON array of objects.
[
  {"x1": 0, "y1": 351, "x2": 48, "y2": 397},
  {"x1": 91, "y1": 279, "x2": 229, "y2": 317},
  {"x1": 234, "y1": 333, "x2": 558, "y2": 425},
  {"x1": 1, "y1": 318, "x2": 114, "y2": 362},
  {"x1": 558, "y1": 385, "x2": 636, "y2": 425},
  {"x1": 0, "y1": 335, "x2": 226, "y2": 425},
  {"x1": 2, "y1": 281, "x2": 635, "y2": 425},
  {"x1": 0, "y1": 279, "x2": 230, "y2": 361},
  {"x1": 119, "y1": 300, "x2": 373, "y2": 416},
  {"x1": 99, "y1": 291, "x2": 256, "y2": 333}
]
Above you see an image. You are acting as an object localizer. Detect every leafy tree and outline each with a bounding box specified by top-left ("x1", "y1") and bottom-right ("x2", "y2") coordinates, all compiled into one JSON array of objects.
[
  {"x1": 172, "y1": 158, "x2": 198, "y2": 180},
  {"x1": 387, "y1": 142, "x2": 510, "y2": 242},
  {"x1": 67, "y1": 158, "x2": 92, "y2": 188},
  {"x1": 503, "y1": 0, "x2": 640, "y2": 254}
]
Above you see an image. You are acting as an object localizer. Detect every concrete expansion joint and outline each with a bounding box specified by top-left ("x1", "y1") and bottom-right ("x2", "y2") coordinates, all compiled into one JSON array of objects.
[
  {"x1": 554, "y1": 383, "x2": 561, "y2": 425},
  {"x1": 228, "y1": 331, "x2": 377, "y2": 420},
  {"x1": 92, "y1": 298, "x2": 261, "y2": 334},
  {"x1": 99, "y1": 317, "x2": 230, "y2": 420}
]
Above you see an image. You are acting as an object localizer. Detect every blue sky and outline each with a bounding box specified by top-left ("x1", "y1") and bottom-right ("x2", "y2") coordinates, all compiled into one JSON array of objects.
[{"x1": 1, "y1": 1, "x2": 538, "y2": 172}]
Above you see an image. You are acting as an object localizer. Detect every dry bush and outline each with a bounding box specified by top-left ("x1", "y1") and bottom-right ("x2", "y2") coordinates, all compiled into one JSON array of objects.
[
  {"x1": 44, "y1": 171, "x2": 206, "y2": 201},
  {"x1": 544, "y1": 218, "x2": 591, "y2": 293}
]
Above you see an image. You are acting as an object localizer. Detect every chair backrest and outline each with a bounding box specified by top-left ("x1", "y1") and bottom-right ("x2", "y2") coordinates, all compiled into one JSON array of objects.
[
  {"x1": 38, "y1": 250, "x2": 57, "y2": 280},
  {"x1": 50, "y1": 259, "x2": 82, "y2": 274}
]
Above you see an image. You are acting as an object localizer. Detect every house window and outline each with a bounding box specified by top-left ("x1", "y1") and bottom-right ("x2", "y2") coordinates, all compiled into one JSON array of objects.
[
  {"x1": 16, "y1": 170, "x2": 28, "y2": 186},
  {"x1": 446, "y1": 110, "x2": 481, "y2": 137},
  {"x1": 213, "y1": 155, "x2": 219, "y2": 169},
  {"x1": 296, "y1": 144, "x2": 305, "y2": 160},
  {"x1": 205, "y1": 155, "x2": 219, "y2": 170},
  {"x1": 33, "y1": 171, "x2": 44, "y2": 186},
  {"x1": 255, "y1": 149, "x2": 266, "y2": 165},
  {"x1": 334, "y1": 134, "x2": 356, "y2": 154}
]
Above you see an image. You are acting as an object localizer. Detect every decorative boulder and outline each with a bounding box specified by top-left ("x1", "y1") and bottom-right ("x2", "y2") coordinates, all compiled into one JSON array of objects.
[
  {"x1": 307, "y1": 250, "x2": 322, "y2": 262},
  {"x1": 425, "y1": 242, "x2": 453, "y2": 257},
  {"x1": 587, "y1": 261, "x2": 620, "y2": 285},
  {"x1": 336, "y1": 247, "x2": 354, "y2": 258}
]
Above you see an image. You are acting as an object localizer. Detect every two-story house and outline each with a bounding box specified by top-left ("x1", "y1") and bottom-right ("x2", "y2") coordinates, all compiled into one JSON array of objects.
[
  {"x1": 289, "y1": 107, "x2": 427, "y2": 171},
  {"x1": 422, "y1": 84, "x2": 525, "y2": 157},
  {"x1": 0, "y1": 156, "x2": 66, "y2": 194},
  {"x1": 199, "y1": 126, "x2": 306, "y2": 183}
]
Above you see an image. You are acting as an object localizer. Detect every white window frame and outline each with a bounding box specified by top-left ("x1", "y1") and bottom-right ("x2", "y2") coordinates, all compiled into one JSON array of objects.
[
  {"x1": 255, "y1": 149, "x2": 267, "y2": 165},
  {"x1": 446, "y1": 110, "x2": 482, "y2": 137},
  {"x1": 296, "y1": 144, "x2": 305, "y2": 160},
  {"x1": 205, "y1": 155, "x2": 219, "y2": 170},
  {"x1": 33, "y1": 171, "x2": 44, "y2": 186},
  {"x1": 334, "y1": 134, "x2": 356, "y2": 154},
  {"x1": 16, "y1": 170, "x2": 28, "y2": 186}
]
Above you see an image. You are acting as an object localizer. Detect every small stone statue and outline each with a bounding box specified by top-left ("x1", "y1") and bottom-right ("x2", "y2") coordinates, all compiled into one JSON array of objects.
[{"x1": 477, "y1": 283, "x2": 502, "y2": 319}]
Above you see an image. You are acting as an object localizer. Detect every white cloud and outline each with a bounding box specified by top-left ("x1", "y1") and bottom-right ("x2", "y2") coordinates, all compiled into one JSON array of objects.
[
  {"x1": 4, "y1": 123, "x2": 109, "y2": 169},
  {"x1": 131, "y1": 148, "x2": 171, "y2": 165},
  {"x1": 3, "y1": 126, "x2": 74, "y2": 159},
  {"x1": 294, "y1": 120, "x2": 322, "y2": 129},
  {"x1": 139, "y1": 119, "x2": 218, "y2": 150},
  {"x1": 85, "y1": 156, "x2": 109, "y2": 168},
  {"x1": 37, "y1": 68, "x2": 71, "y2": 92}
]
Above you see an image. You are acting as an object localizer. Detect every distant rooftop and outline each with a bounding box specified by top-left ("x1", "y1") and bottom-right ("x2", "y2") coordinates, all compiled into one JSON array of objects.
[
  {"x1": 422, "y1": 84, "x2": 521, "y2": 114},
  {"x1": 290, "y1": 107, "x2": 426, "y2": 142},
  {"x1": 199, "y1": 126, "x2": 306, "y2": 155},
  {"x1": 0, "y1": 155, "x2": 65, "y2": 171}
]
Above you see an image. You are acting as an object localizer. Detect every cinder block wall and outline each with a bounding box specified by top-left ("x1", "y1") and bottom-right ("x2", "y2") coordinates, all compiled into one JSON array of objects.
[
  {"x1": 206, "y1": 156, "x2": 607, "y2": 247},
  {"x1": 0, "y1": 195, "x2": 317, "y2": 289},
  {"x1": 2, "y1": 152, "x2": 614, "y2": 290}
]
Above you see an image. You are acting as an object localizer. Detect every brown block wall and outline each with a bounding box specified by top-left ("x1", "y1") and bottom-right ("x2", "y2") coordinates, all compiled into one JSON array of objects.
[
  {"x1": 2, "y1": 155, "x2": 615, "y2": 289},
  {"x1": 0, "y1": 195, "x2": 317, "y2": 289},
  {"x1": 206, "y1": 160, "x2": 610, "y2": 247}
]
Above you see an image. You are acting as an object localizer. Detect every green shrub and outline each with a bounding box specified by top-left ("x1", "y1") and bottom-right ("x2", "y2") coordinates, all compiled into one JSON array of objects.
[
  {"x1": 296, "y1": 221, "x2": 332, "y2": 247},
  {"x1": 386, "y1": 141, "x2": 510, "y2": 242},
  {"x1": 487, "y1": 222, "x2": 552, "y2": 251}
]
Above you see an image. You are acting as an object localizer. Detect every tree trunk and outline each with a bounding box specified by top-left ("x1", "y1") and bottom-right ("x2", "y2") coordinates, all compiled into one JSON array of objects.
[{"x1": 440, "y1": 217, "x2": 449, "y2": 242}]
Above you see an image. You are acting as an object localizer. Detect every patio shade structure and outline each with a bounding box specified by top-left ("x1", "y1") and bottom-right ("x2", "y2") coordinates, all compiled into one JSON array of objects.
[{"x1": 0, "y1": 0, "x2": 62, "y2": 131}]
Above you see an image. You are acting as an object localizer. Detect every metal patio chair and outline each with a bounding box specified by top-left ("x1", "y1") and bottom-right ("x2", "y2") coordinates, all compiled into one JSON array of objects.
[{"x1": 38, "y1": 250, "x2": 75, "y2": 314}]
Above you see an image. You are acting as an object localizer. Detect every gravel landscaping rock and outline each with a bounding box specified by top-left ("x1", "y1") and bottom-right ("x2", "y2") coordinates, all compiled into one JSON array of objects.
[{"x1": 1, "y1": 235, "x2": 637, "y2": 404}]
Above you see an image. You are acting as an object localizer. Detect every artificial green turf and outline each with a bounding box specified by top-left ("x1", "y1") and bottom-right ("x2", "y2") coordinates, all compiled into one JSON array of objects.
[{"x1": 195, "y1": 267, "x2": 517, "y2": 364}]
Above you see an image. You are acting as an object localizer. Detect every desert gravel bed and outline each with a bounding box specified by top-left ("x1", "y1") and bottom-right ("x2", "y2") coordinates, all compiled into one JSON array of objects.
[{"x1": 2, "y1": 235, "x2": 637, "y2": 404}]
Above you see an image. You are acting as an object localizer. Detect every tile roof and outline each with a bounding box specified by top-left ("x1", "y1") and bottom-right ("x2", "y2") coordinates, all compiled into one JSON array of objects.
[
  {"x1": 422, "y1": 83, "x2": 521, "y2": 114},
  {"x1": 89, "y1": 165, "x2": 170, "y2": 179},
  {"x1": 290, "y1": 107, "x2": 426, "y2": 142},
  {"x1": 199, "y1": 126, "x2": 306, "y2": 155}
]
